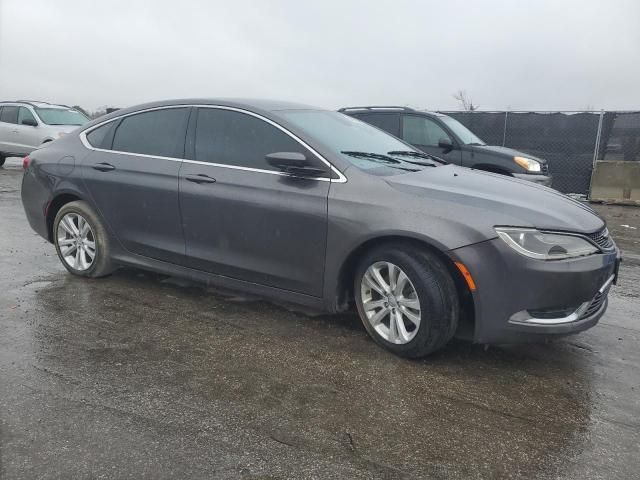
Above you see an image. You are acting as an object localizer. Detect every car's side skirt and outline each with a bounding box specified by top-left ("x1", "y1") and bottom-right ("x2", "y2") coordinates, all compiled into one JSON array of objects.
[{"x1": 110, "y1": 251, "x2": 328, "y2": 313}]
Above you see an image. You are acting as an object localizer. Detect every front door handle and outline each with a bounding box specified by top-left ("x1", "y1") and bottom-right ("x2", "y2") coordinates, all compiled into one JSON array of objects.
[
  {"x1": 92, "y1": 162, "x2": 115, "y2": 172},
  {"x1": 185, "y1": 174, "x2": 216, "y2": 184}
]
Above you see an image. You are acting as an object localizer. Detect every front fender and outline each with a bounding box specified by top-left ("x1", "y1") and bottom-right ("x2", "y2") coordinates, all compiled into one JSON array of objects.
[{"x1": 321, "y1": 177, "x2": 494, "y2": 310}]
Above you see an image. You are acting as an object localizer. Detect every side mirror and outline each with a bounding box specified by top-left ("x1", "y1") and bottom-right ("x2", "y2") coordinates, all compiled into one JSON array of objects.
[
  {"x1": 265, "y1": 152, "x2": 326, "y2": 177},
  {"x1": 438, "y1": 137, "x2": 454, "y2": 152},
  {"x1": 21, "y1": 118, "x2": 38, "y2": 127}
]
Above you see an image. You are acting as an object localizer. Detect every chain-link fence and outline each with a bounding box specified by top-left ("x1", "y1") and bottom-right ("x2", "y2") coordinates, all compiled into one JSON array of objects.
[{"x1": 439, "y1": 111, "x2": 640, "y2": 195}]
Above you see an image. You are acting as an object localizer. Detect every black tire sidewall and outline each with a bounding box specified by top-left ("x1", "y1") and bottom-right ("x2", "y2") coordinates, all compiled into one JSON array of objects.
[
  {"x1": 53, "y1": 201, "x2": 112, "y2": 278},
  {"x1": 354, "y1": 245, "x2": 458, "y2": 358}
]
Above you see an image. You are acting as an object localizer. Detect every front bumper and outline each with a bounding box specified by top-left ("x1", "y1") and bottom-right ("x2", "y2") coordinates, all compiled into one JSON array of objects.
[
  {"x1": 451, "y1": 237, "x2": 620, "y2": 344},
  {"x1": 513, "y1": 173, "x2": 552, "y2": 187}
]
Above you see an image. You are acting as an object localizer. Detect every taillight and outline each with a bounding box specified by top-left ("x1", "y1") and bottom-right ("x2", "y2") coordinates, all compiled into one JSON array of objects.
[{"x1": 23, "y1": 155, "x2": 30, "y2": 170}]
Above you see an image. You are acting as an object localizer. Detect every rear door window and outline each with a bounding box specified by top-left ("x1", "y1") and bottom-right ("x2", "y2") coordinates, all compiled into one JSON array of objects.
[
  {"x1": 0, "y1": 106, "x2": 19, "y2": 124},
  {"x1": 112, "y1": 108, "x2": 189, "y2": 158},
  {"x1": 352, "y1": 113, "x2": 401, "y2": 137},
  {"x1": 193, "y1": 108, "x2": 314, "y2": 171}
]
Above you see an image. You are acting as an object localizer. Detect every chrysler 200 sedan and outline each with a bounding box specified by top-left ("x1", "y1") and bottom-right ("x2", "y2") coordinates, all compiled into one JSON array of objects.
[{"x1": 21, "y1": 99, "x2": 620, "y2": 357}]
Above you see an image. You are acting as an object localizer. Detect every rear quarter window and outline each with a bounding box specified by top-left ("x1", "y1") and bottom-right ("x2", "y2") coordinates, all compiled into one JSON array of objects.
[{"x1": 86, "y1": 122, "x2": 117, "y2": 149}]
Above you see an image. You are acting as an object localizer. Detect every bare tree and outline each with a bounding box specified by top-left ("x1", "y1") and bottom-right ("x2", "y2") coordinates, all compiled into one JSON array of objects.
[{"x1": 453, "y1": 90, "x2": 479, "y2": 111}]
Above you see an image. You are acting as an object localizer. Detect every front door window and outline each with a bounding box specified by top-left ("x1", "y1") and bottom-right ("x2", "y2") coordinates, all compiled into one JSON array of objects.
[{"x1": 402, "y1": 116, "x2": 451, "y2": 147}]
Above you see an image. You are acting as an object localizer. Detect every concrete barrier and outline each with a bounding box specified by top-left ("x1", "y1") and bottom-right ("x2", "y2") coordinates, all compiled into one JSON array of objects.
[{"x1": 590, "y1": 160, "x2": 640, "y2": 205}]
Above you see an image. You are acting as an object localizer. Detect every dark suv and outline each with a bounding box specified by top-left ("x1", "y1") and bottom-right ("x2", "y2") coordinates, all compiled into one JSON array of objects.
[{"x1": 340, "y1": 106, "x2": 551, "y2": 186}]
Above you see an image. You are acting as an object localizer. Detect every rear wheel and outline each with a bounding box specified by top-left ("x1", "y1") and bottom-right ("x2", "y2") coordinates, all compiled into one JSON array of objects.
[
  {"x1": 53, "y1": 201, "x2": 114, "y2": 278},
  {"x1": 354, "y1": 244, "x2": 459, "y2": 358},
  {"x1": 0, "y1": 156, "x2": 6, "y2": 167}
]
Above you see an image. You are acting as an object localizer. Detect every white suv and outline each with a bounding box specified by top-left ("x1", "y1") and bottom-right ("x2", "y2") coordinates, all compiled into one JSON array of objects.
[{"x1": 0, "y1": 101, "x2": 90, "y2": 166}]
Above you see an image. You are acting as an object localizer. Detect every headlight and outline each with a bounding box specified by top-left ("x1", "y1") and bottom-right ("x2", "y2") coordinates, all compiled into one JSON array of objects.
[
  {"x1": 495, "y1": 228, "x2": 599, "y2": 260},
  {"x1": 513, "y1": 156, "x2": 541, "y2": 172}
]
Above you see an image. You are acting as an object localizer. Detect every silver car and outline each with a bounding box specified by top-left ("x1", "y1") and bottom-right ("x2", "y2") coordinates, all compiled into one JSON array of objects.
[{"x1": 0, "y1": 101, "x2": 90, "y2": 166}]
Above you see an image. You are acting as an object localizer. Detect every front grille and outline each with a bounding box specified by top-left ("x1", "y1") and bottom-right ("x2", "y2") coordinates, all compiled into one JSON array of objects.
[
  {"x1": 541, "y1": 163, "x2": 549, "y2": 175},
  {"x1": 580, "y1": 287, "x2": 609, "y2": 319},
  {"x1": 587, "y1": 228, "x2": 615, "y2": 252}
]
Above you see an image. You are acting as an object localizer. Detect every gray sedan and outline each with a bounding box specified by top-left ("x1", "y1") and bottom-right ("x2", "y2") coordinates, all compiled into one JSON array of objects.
[{"x1": 21, "y1": 99, "x2": 620, "y2": 357}]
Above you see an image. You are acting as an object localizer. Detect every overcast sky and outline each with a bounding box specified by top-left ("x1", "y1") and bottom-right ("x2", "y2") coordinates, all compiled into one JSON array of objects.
[{"x1": 1, "y1": 0, "x2": 639, "y2": 112}]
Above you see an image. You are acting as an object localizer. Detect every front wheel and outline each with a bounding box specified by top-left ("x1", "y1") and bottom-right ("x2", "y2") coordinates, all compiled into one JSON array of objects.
[
  {"x1": 354, "y1": 244, "x2": 459, "y2": 358},
  {"x1": 53, "y1": 201, "x2": 114, "y2": 278}
]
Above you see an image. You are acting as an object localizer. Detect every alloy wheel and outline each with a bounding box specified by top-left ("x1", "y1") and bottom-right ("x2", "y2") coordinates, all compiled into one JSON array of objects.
[
  {"x1": 56, "y1": 213, "x2": 96, "y2": 271},
  {"x1": 360, "y1": 261, "x2": 421, "y2": 344}
]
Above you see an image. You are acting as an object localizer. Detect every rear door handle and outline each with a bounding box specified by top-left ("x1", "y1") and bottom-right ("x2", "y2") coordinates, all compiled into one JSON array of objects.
[
  {"x1": 92, "y1": 162, "x2": 115, "y2": 172},
  {"x1": 185, "y1": 174, "x2": 216, "y2": 184}
]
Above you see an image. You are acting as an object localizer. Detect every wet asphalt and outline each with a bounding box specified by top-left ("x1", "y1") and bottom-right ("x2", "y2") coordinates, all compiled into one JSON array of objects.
[{"x1": 0, "y1": 158, "x2": 639, "y2": 480}]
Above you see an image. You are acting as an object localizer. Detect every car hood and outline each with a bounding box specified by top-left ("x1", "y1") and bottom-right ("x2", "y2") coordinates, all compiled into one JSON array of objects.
[
  {"x1": 471, "y1": 145, "x2": 547, "y2": 163},
  {"x1": 385, "y1": 165, "x2": 604, "y2": 235}
]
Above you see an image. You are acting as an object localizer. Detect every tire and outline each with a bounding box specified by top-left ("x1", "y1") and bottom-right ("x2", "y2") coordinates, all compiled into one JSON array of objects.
[
  {"x1": 354, "y1": 244, "x2": 459, "y2": 358},
  {"x1": 53, "y1": 200, "x2": 114, "y2": 278},
  {"x1": 0, "y1": 156, "x2": 6, "y2": 167}
]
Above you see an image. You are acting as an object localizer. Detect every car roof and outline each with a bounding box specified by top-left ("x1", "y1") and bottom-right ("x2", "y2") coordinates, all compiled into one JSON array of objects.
[
  {"x1": 119, "y1": 98, "x2": 321, "y2": 113},
  {"x1": 338, "y1": 106, "x2": 446, "y2": 117},
  {"x1": 0, "y1": 100, "x2": 71, "y2": 109},
  {"x1": 81, "y1": 98, "x2": 328, "y2": 130}
]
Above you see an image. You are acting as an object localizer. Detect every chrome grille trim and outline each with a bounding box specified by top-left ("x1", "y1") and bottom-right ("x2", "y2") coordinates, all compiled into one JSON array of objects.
[
  {"x1": 541, "y1": 163, "x2": 549, "y2": 175},
  {"x1": 587, "y1": 227, "x2": 615, "y2": 252},
  {"x1": 579, "y1": 274, "x2": 615, "y2": 320},
  {"x1": 508, "y1": 274, "x2": 614, "y2": 325}
]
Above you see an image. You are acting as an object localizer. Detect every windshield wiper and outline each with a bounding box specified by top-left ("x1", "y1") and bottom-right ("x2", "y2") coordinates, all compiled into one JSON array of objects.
[
  {"x1": 387, "y1": 150, "x2": 445, "y2": 165},
  {"x1": 340, "y1": 151, "x2": 426, "y2": 172},
  {"x1": 391, "y1": 166, "x2": 421, "y2": 172},
  {"x1": 341, "y1": 151, "x2": 401, "y2": 164}
]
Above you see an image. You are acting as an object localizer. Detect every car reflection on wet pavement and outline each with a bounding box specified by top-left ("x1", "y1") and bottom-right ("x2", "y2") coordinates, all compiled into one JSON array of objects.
[{"x1": 1, "y1": 160, "x2": 639, "y2": 479}]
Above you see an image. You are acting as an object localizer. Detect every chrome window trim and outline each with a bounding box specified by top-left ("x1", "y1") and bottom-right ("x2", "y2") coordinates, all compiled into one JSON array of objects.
[{"x1": 79, "y1": 104, "x2": 347, "y2": 183}]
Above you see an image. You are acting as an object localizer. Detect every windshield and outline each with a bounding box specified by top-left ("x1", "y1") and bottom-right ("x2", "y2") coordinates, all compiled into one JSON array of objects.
[
  {"x1": 35, "y1": 108, "x2": 90, "y2": 126},
  {"x1": 440, "y1": 116, "x2": 485, "y2": 145},
  {"x1": 281, "y1": 110, "x2": 436, "y2": 175}
]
